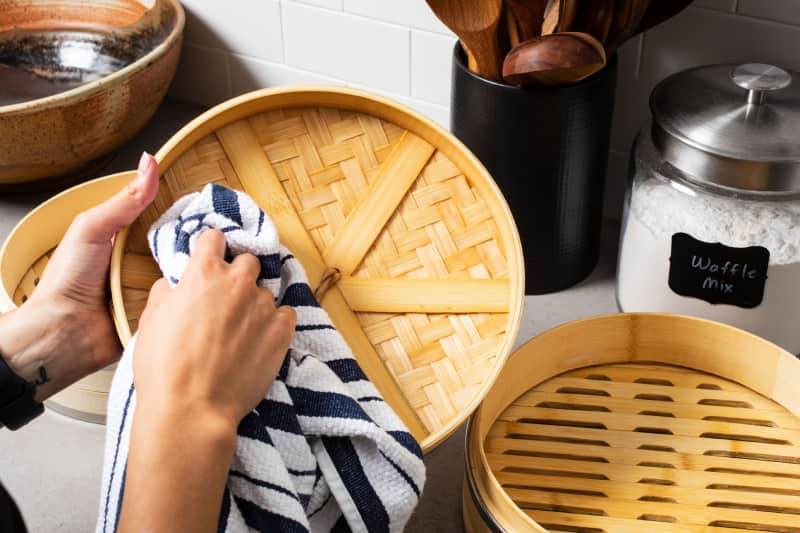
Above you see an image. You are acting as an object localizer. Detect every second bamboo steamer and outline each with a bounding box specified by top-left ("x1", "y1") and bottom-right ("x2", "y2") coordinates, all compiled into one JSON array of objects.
[{"x1": 109, "y1": 85, "x2": 525, "y2": 452}]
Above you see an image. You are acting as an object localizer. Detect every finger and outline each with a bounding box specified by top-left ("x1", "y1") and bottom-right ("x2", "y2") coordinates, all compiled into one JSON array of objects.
[
  {"x1": 69, "y1": 152, "x2": 159, "y2": 245},
  {"x1": 257, "y1": 285, "x2": 278, "y2": 310},
  {"x1": 258, "y1": 307, "x2": 297, "y2": 378},
  {"x1": 139, "y1": 278, "x2": 170, "y2": 325},
  {"x1": 275, "y1": 306, "x2": 297, "y2": 335},
  {"x1": 192, "y1": 229, "x2": 226, "y2": 262},
  {"x1": 231, "y1": 253, "x2": 261, "y2": 281}
]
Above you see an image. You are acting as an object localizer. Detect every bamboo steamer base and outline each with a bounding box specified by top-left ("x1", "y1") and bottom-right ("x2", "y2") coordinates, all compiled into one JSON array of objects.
[
  {"x1": 465, "y1": 313, "x2": 800, "y2": 533},
  {"x1": 110, "y1": 86, "x2": 525, "y2": 452},
  {"x1": 0, "y1": 172, "x2": 136, "y2": 422}
]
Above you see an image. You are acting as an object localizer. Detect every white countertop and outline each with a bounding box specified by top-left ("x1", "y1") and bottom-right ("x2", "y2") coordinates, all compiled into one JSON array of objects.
[{"x1": 0, "y1": 99, "x2": 621, "y2": 532}]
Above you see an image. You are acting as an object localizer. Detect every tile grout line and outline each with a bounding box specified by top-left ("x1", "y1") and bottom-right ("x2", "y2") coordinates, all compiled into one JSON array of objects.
[
  {"x1": 278, "y1": 0, "x2": 287, "y2": 64},
  {"x1": 408, "y1": 29, "x2": 413, "y2": 97},
  {"x1": 635, "y1": 34, "x2": 644, "y2": 82}
]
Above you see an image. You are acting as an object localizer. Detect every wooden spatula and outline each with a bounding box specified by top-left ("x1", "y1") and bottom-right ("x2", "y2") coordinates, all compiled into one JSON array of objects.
[
  {"x1": 506, "y1": 0, "x2": 549, "y2": 42},
  {"x1": 427, "y1": 0, "x2": 504, "y2": 81},
  {"x1": 564, "y1": 0, "x2": 616, "y2": 43},
  {"x1": 605, "y1": 0, "x2": 649, "y2": 54}
]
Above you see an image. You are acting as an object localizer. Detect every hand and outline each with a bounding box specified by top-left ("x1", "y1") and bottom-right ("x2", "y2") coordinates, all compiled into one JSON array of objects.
[
  {"x1": 0, "y1": 153, "x2": 159, "y2": 400},
  {"x1": 119, "y1": 230, "x2": 296, "y2": 532},
  {"x1": 132, "y1": 229, "x2": 296, "y2": 430}
]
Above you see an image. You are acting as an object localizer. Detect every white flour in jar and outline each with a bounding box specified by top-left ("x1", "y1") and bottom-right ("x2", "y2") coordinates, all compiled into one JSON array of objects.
[{"x1": 617, "y1": 175, "x2": 800, "y2": 353}]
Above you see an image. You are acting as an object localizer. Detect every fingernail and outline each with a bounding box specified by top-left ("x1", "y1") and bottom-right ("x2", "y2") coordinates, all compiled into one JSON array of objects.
[{"x1": 137, "y1": 152, "x2": 152, "y2": 181}]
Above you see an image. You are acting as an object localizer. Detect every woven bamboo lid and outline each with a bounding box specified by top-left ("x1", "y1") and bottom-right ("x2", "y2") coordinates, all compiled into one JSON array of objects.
[
  {"x1": 464, "y1": 313, "x2": 800, "y2": 532},
  {"x1": 0, "y1": 172, "x2": 135, "y2": 422},
  {"x1": 109, "y1": 86, "x2": 525, "y2": 451}
]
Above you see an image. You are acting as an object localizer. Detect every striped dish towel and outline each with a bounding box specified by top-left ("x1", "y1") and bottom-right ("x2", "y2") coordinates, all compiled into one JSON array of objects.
[{"x1": 97, "y1": 184, "x2": 426, "y2": 533}]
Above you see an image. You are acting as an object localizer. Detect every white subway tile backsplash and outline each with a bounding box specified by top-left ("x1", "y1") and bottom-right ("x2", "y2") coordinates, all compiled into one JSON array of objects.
[
  {"x1": 181, "y1": 0, "x2": 283, "y2": 62},
  {"x1": 739, "y1": 0, "x2": 800, "y2": 25},
  {"x1": 168, "y1": 43, "x2": 231, "y2": 106},
  {"x1": 166, "y1": 0, "x2": 800, "y2": 221},
  {"x1": 411, "y1": 30, "x2": 456, "y2": 106},
  {"x1": 290, "y1": 0, "x2": 342, "y2": 10},
  {"x1": 282, "y1": 2, "x2": 411, "y2": 94},
  {"x1": 229, "y1": 55, "x2": 346, "y2": 97},
  {"x1": 393, "y1": 96, "x2": 450, "y2": 129},
  {"x1": 610, "y1": 35, "x2": 646, "y2": 154},
  {"x1": 694, "y1": 0, "x2": 736, "y2": 12},
  {"x1": 343, "y1": 0, "x2": 452, "y2": 35},
  {"x1": 347, "y1": 82, "x2": 450, "y2": 129},
  {"x1": 641, "y1": 7, "x2": 800, "y2": 82}
]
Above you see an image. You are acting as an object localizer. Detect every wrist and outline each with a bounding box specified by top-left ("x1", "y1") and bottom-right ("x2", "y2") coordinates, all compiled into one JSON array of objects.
[
  {"x1": 134, "y1": 399, "x2": 238, "y2": 454},
  {"x1": 0, "y1": 299, "x2": 93, "y2": 401},
  {"x1": 136, "y1": 397, "x2": 238, "y2": 445}
]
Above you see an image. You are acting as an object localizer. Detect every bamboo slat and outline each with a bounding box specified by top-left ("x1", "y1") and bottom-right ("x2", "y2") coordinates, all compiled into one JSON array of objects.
[
  {"x1": 464, "y1": 313, "x2": 800, "y2": 533},
  {"x1": 110, "y1": 87, "x2": 525, "y2": 452}
]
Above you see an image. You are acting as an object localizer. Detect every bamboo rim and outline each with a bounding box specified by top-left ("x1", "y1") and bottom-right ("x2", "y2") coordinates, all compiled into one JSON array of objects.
[
  {"x1": 110, "y1": 85, "x2": 526, "y2": 452},
  {"x1": 0, "y1": 171, "x2": 136, "y2": 312},
  {"x1": 465, "y1": 313, "x2": 800, "y2": 532}
]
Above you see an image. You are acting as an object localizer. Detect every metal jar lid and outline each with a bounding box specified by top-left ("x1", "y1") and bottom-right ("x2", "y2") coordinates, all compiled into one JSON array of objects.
[{"x1": 650, "y1": 63, "x2": 800, "y2": 193}]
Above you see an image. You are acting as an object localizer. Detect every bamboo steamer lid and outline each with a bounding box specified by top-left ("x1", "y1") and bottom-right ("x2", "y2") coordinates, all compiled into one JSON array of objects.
[
  {"x1": 109, "y1": 86, "x2": 525, "y2": 451},
  {"x1": 0, "y1": 172, "x2": 136, "y2": 422},
  {"x1": 464, "y1": 313, "x2": 800, "y2": 532}
]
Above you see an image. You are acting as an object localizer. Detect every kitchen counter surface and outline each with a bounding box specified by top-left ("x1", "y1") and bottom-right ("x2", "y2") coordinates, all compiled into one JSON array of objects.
[{"x1": 0, "y1": 99, "x2": 620, "y2": 532}]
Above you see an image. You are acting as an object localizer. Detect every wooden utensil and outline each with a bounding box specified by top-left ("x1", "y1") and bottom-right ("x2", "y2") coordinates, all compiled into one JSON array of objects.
[
  {"x1": 605, "y1": 0, "x2": 649, "y2": 54},
  {"x1": 505, "y1": 0, "x2": 549, "y2": 42},
  {"x1": 564, "y1": 0, "x2": 616, "y2": 43},
  {"x1": 426, "y1": 0, "x2": 504, "y2": 81},
  {"x1": 502, "y1": 31, "x2": 606, "y2": 87},
  {"x1": 505, "y1": 7, "x2": 522, "y2": 49},
  {"x1": 637, "y1": 0, "x2": 693, "y2": 34},
  {"x1": 541, "y1": 0, "x2": 562, "y2": 35}
]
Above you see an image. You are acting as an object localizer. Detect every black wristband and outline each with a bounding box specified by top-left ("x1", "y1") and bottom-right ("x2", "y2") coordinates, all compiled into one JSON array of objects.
[{"x1": 0, "y1": 353, "x2": 44, "y2": 430}]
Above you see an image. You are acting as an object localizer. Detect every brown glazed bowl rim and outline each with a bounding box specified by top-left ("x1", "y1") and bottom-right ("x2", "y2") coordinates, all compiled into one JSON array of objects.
[
  {"x1": 0, "y1": 0, "x2": 185, "y2": 115},
  {"x1": 453, "y1": 42, "x2": 617, "y2": 93}
]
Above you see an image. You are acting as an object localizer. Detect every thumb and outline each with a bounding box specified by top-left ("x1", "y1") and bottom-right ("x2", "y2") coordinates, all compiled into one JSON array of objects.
[{"x1": 70, "y1": 152, "x2": 159, "y2": 244}]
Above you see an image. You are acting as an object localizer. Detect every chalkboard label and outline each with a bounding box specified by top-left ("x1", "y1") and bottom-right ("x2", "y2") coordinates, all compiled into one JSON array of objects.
[{"x1": 668, "y1": 233, "x2": 769, "y2": 309}]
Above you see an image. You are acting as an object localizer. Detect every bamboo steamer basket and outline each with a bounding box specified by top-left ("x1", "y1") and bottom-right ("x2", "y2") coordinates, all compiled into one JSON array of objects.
[
  {"x1": 109, "y1": 86, "x2": 525, "y2": 452},
  {"x1": 464, "y1": 313, "x2": 800, "y2": 533},
  {"x1": 0, "y1": 171, "x2": 136, "y2": 422}
]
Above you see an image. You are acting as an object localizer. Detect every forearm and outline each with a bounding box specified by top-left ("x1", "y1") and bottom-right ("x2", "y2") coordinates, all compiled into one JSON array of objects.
[
  {"x1": 0, "y1": 300, "x2": 97, "y2": 401},
  {"x1": 118, "y1": 403, "x2": 237, "y2": 533}
]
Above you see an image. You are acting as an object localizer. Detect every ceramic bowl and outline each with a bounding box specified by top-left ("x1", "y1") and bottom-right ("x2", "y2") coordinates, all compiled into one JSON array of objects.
[{"x1": 0, "y1": 0, "x2": 184, "y2": 187}]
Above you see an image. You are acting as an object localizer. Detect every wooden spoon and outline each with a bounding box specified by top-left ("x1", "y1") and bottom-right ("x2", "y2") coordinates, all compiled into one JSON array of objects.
[
  {"x1": 564, "y1": 0, "x2": 616, "y2": 43},
  {"x1": 556, "y1": 0, "x2": 579, "y2": 33},
  {"x1": 542, "y1": 0, "x2": 561, "y2": 35},
  {"x1": 506, "y1": 0, "x2": 549, "y2": 42},
  {"x1": 605, "y1": 0, "x2": 648, "y2": 54},
  {"x1": 637, "y1": 0, "x2": 693, "y2": 34},
  {"x1": 426, "y1": 0, "x2": 504, "y2": 81},
  {"x1": 502, "y1": 31, "x2": 607, "y2": 87}
]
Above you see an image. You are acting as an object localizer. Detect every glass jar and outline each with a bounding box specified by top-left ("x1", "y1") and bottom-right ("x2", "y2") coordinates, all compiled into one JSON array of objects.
[{"x1": 617, "y1": 63, "x2": 800, "y2": 354}]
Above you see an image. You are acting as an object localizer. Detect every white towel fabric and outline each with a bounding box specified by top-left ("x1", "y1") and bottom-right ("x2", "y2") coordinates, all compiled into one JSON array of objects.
[{"x1": 97, "y1": 184, "x2": 426, "y2": 533}]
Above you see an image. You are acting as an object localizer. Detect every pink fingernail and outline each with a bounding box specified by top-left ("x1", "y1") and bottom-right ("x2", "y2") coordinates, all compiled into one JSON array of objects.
[{"x1": 137, "y1": 152, "x2": 152, "y2": 179}]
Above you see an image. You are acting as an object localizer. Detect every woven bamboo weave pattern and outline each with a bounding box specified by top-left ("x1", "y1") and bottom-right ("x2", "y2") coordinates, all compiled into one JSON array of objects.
[
  {"x1": 117, "y1": 101, "x2": 519, "y2": 449},
  {"x1": 487, "y1": 363, "x2": 800, "y2": 532},
  {"x1": 12, "y1": 250, "x2": 51, "y2": 306}
]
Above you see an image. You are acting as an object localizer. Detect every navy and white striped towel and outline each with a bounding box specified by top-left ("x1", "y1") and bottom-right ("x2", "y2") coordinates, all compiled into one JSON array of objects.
[{"x1": 97, "y1": 183, "x2": 426, "y2": 533}]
